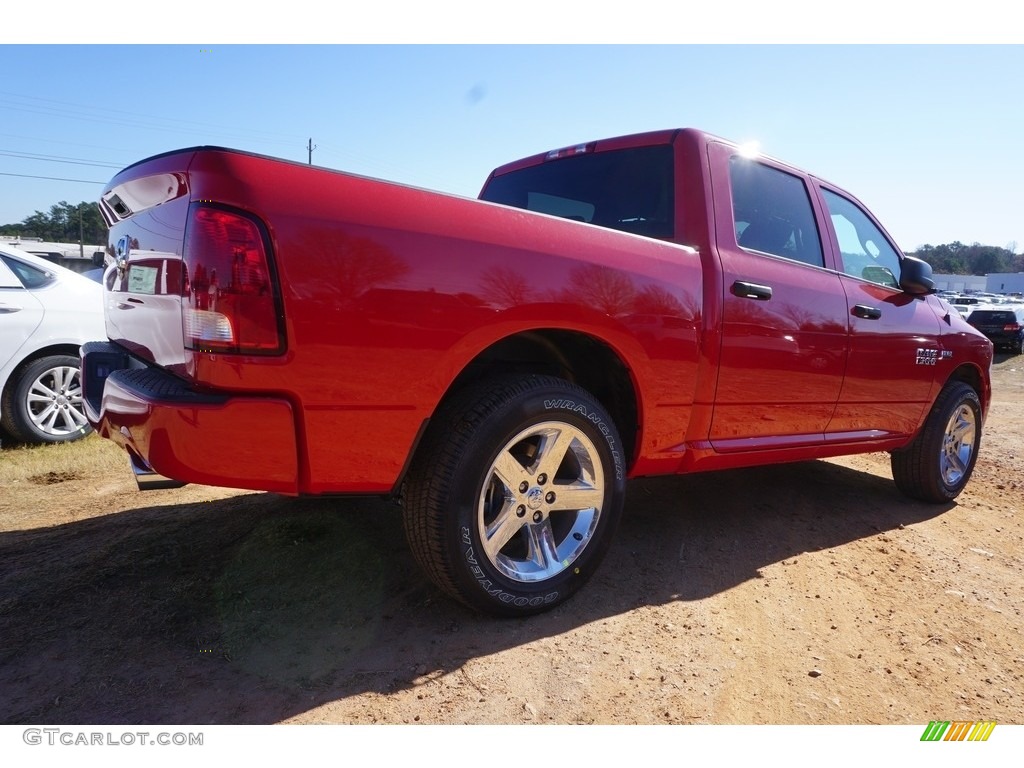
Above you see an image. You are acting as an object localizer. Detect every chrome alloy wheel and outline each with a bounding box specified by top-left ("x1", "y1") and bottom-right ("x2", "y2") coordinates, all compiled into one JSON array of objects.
[
  {"x1": 478, "y1": 421, "x2": 605, "y2": 583},
  {"x1": 940, "y1": 402, "x2": 977, "y2": 488},
  {"x1": 26, "y1": 364, "x2": 88, "y2": 437}
]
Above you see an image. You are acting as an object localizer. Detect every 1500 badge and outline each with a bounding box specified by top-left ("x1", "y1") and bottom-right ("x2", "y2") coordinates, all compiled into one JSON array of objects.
[{"x1": 916, "y1": 348, "x2": 953, "y2": 366}]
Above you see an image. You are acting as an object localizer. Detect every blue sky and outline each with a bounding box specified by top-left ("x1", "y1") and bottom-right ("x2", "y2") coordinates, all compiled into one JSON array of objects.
[{"x1": 1, "y1": 41, "x2": 1021, "y2": 253}]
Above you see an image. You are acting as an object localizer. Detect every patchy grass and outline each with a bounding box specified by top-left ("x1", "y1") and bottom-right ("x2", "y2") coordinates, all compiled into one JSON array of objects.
[{"x1": 0, "y1": 433, "x2": 127, "y2": 488}]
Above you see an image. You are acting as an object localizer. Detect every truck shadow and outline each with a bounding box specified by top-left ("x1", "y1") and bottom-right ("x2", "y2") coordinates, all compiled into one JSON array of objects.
[{"x1": 0, "y1": 458, "x2": 950, "y2": 725}]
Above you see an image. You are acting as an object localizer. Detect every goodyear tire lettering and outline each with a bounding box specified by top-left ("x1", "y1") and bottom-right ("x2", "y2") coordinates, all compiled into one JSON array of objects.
[
  {"x1": 461, "y1": 527, "x2": 561, "y2": 606},
  {"x1": 544, "y1": 398, "x2": 624, "y2": 481}
]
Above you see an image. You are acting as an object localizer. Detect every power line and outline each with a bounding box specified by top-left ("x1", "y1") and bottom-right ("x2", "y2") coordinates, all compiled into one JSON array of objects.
[
  {"x1": 0, "y1": 90, "x2": 304, "y2": 153},
  {"x1": 0, "y1": 150, "x2": 121, "y2": 169},
  {"x1": 0, "y1": 171, "x2": 105, "y2": 184},
  {"x1": 0, "y1": 131, "x2": 135, "y2": 156}
]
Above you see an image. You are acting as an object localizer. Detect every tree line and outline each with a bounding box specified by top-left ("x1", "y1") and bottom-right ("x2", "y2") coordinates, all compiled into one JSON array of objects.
[
  {"x1": 1, "y1": 201, "x2": 1021, "y2": 277},
  {"x1": 0, "y1": 201, "x2": 107, "y2": 245},
  {"x1": 909, "y1": 242, "x2": 1023, "y2": 276}
]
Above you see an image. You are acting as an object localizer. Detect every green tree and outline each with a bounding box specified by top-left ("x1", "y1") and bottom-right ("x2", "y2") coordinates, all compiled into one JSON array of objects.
[
  {"x1": 965, "y1": 244, "x2": 1012, "y2": 275},
  {"x1": 0, "y1": 201, "x2": 107, "y2": 244},
  {"x1": 909, "y1": 242, "x2": 1017, "y2": 276}
]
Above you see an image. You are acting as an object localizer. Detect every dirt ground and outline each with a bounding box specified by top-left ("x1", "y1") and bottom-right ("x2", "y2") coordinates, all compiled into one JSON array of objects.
[{"x1": 1, "y1": 355, "x2": 1021, "y2": 726}]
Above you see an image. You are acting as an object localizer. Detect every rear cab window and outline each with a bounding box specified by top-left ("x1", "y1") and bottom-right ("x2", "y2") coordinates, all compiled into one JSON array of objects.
[{"x1": 480, "y1": 145, "x2": 675, "y2": 239}]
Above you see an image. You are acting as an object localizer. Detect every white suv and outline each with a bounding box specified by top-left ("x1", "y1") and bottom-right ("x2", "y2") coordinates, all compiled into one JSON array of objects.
[{"x1": 0, "y1": 244, "x2": 106, "y2": 444}]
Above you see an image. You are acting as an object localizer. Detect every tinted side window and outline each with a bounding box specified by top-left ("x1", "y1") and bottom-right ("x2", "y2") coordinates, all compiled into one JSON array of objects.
[
  {"x1": 0, "y1": 256, "x2": 22, "y2": 288},
  {"x1": 481, "y1": 145, "x2": 675, "y2": 239},
  {"x1": 0, "y1": 255, "x2": 56, "y2": 289},
  {"x1": 822, "y1": 190, "x2": 901, "y2": 289},
  {"x1": 729, "y1": 157, "x2": 824, "y2": 267}
]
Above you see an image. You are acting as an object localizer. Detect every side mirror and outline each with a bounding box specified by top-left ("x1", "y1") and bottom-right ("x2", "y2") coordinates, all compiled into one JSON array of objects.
[{"x1": 899, "y1": 255, "x2": 936, "y2": 296}]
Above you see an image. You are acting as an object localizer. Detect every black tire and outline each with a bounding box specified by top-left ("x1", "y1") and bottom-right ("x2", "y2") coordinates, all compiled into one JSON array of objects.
[
  {"x1": 402, "y1": 375, "x2": 627, "y2": 617},
  {"x1": 890, "y1": 381, "x2": 982, "y2": 503},
  {"x1": 0, "y1": 354, "x2": 93, "y2": 445}
]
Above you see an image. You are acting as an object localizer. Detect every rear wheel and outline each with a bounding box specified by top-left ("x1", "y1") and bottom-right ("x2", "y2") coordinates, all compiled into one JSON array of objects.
[
  {"x1": 402, "y1": 375, "x2": 626, "y2": 616},
  {"x1": 891, "y1": 381, "x2": 981, "y2": 503},
  {"x1": 1, "y1": 355, "x2": 93, "y2": 444}
]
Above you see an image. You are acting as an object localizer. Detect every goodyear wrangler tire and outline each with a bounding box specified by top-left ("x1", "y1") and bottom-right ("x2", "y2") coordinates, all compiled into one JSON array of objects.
[
  {"x1": 891, "y1": 381, "x2": 982, "y2": 503},
  {"x1": 402, "y1": 375, "x2": 627, "y2": 617}
]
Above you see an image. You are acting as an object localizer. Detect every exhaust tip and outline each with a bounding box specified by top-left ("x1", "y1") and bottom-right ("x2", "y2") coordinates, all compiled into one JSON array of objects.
[{"x1": 129, "y1": 452, "x2": 187, "y2": 491}]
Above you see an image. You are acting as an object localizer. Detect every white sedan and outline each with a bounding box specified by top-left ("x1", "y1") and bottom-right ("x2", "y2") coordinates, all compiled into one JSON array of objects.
[{"x1": 0, "y1": 244, "x2": 106, "y2": 444}]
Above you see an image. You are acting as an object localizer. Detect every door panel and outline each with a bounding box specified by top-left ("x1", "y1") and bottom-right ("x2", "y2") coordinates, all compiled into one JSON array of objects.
[
  {"x1": 829, "y1": 277, "x2": 940, "y2": 435},
  {"x1": 817, "y1": 187, "x2": 941, "y2": 437},
  {"x1": 707, "y1": 143, "x2": 849, "y2": 450},
  {"x1": 0, "y1": 257, "x2": 45, "y2": 375}
]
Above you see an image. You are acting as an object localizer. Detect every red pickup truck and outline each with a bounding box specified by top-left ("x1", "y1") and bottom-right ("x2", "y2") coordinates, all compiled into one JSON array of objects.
[{"x1": 82, "y1": 128, "x2": 993, "y2": 616}]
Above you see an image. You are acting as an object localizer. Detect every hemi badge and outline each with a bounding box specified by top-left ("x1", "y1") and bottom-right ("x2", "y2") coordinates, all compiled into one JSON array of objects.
[{"x1": 916, "y1": 348, "x2": 953, "y2": 366}]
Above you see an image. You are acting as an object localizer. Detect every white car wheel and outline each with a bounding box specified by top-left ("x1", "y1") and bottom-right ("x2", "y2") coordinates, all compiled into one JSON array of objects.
[{"x1": 1, "y1": 355, "x2": 93, "y2": 444}]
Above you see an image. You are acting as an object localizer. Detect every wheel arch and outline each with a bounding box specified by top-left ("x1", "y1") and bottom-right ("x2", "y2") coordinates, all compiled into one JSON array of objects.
[
  {"x1": 942, "y1": 362, "x2": 990, "y2": 420},
  {"x1": 429, "y1": 328, "x2": 641, "y2": 468},
  {"x1": 2, "y1": 343, "x2": 84, "y2": 397}
]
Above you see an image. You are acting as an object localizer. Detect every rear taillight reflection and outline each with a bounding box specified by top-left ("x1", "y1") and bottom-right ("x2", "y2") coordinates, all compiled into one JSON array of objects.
[{"x1": 182, "y1": 205, "x2": 283, "y2": 354}]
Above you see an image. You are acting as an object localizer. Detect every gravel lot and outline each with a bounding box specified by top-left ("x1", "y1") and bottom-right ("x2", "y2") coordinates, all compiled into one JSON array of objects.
[{"x1": 1, "y1": 355, "x2": 1021, "y2": 726}]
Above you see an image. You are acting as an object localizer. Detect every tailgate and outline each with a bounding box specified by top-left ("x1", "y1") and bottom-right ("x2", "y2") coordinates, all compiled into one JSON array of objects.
[
  {"x1": 99, "y1": 147, "x2": 285, "y2": 376},
  {"x1": 968, "y1": 311, "x2": 1017, "y2": 334},
  {"x1": 99, "y1": 150, "x2": 196, "y2": 373}
]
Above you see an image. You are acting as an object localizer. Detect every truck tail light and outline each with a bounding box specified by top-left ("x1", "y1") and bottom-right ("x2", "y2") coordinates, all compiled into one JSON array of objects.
[
  {"x1": 1003, "y1": 323, "x2": 1020, "y2": 332},
  {"x1": 182, "y1": 205, "x2": 284, "y2": 354}
]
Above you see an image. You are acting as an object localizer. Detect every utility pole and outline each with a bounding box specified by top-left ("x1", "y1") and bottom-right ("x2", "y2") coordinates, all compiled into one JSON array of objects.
[
  {"x1": 79, "y1": 205, "x2": 84, "y2": 258},
  {"x1": 307, "y1": 138, "x2": 317, "y2": 165}
]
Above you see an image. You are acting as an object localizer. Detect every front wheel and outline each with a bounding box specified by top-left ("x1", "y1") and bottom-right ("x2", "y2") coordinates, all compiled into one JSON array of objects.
[
  {"x1": 891, "y1": 381, "x2": 982, "y2": 503},
  {"x1": 402, "y1": 375, "x2": 627, "y2": 616}
]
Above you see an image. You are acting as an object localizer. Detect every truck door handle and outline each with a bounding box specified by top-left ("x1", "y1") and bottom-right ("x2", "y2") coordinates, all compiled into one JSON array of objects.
[
  {"x1": 852, "y1": 304, "x2": 882, "y2": 320},
  {"x1": 0, "y1": 302, "x2": 24, "y2": 313},
  {"x1": 731, "y1": 281, "x2": 773, "y2": 300}
]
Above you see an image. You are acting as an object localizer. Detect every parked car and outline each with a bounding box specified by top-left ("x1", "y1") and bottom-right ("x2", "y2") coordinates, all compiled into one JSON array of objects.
[
  {"x1": 948, "y1": 295, "x2": 988, "y2": 318},
  {"x1": 0, "y1": 244, "x2": 106, "y2": 444},
  {"x1": 967, "y1": 307, "x2": 1024, "y2": 354}
]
